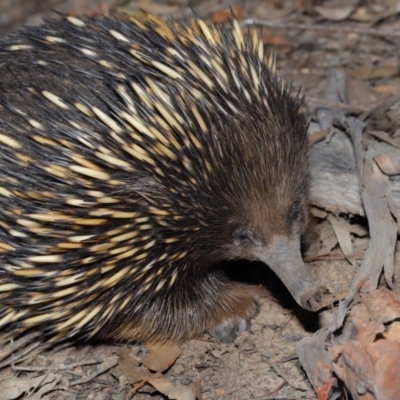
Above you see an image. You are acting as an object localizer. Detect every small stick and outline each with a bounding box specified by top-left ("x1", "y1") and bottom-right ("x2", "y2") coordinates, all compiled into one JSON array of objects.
[
  {"x1": 242, "y1": 19, "x2": 400, "y2": 39},
  {"x1": 306, "y1": 97, "x2": 370, "y2": 113}
]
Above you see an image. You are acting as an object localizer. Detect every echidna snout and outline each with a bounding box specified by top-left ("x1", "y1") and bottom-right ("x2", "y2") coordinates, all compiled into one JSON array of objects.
[
  {"x1": 252, "y1": 236, "x2": 323, "y2": 311},
  {"x1": 0, "y1": 13, "x2": 324, "y2": 344},
  {"x1": 222, "y1": 193, "x2": 323, "y2": 312}
]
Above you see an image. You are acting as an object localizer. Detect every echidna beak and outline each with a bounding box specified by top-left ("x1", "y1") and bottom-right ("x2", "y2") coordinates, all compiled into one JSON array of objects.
[{"x1": 255, "y1": 236, "x2": 326, "y2": 312}]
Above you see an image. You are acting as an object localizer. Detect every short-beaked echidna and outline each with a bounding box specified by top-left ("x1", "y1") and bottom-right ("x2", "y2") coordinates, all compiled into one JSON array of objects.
[{"x1": 0, "y1": 13, "x2": 324, "y2": 344}]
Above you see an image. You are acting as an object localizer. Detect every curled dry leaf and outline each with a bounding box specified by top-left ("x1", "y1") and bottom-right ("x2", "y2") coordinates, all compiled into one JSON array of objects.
[
  {"x1": 0, "y1": 374, "x2": 59, "y2": 400},
  {"x1": 350, "y1": 159, "x2": 397, "y2": 291},
  {"x1": 373, "y1": 83, "x2": 400, "y2": 95},
  {"x1": 369, "y1": 132, "x2": 400, "y2": 150},
  {"x1": 349, "y1": 6, "x2": 375, "y2": 22},
  {"x1": 346, "y1": 78, "x2": 372, "y2": 108},
  {"x1": 330, "y1": 289, "x2": 400, "y2": 400},
  {"x1": 374, "y1": 152, "x2": 400, "y2": 175},
  {"x1": 143, "y1": 343, "x2": 182, "y2": 372},
  {"x1": 332, "y1": 341, "x2": 400, "y2": 400},
  {"x1": 210, "y1": 6, "x2": 244, "y2": 23},
  {"x1": 348, "y1": 58, "x2": 399, "y2": 80},
  {"x1": 118, "y1": 347, "x2": 152, "y2": 384},
  {"x1": 148, "y1": 376, "x2": 197, "y2": 400},
  {"x1": 327, "y1": 215, "x2": 355, "y2": 265},
  {"x1": 314, "y1": 5, "x2": 356, "y2": 21},
  {"x1": 134, "y1": 0, "x2": 181, "y2": 17},
  {"x1": 309, "y1": 127, "x2": 330, "y2": 146}
]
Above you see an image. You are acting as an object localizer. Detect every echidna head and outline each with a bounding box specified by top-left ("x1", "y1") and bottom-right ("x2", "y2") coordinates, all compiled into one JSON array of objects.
[
  {"x1": 222, "y1": 196, "x2": 314, "y2": 310},
  {"x1": 198, "y1": 104, "x2": 323, "y2": 311}
]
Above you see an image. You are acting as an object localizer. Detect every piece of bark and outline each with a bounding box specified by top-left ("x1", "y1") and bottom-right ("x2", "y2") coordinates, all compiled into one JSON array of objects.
[
  {"x1": 309, "y1": 132, "x2": 400, "y2": 218},
  {"x1": 350, "y1": 160, "x2": 397, "y2": 291},
  {"x1": 309, "y1": 131, "x2": 364, "y2": 216},
  {"x1": 297, "y1": 329, "x2": 341, "y2": 400},
  {"x1": 330, "y1": 289, "x2": 400, "y2": 400}
]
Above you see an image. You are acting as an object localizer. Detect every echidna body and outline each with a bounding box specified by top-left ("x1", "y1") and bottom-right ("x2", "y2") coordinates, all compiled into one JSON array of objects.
[{"x1": 0, "y1": 14, "x2": 322, "y2": 343}]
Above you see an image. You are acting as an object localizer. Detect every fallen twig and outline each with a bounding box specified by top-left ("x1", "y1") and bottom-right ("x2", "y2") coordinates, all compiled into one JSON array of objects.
[{"x1": 242, "y1": 19, "x2": 400, "y2": 39}]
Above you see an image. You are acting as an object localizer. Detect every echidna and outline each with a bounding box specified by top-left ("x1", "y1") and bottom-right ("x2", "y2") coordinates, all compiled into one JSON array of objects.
[{"x1": 0, "y1": 13, "x2": 324, "y2": 344}]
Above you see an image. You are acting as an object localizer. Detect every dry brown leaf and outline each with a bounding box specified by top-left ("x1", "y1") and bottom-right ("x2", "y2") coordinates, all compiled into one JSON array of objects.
[
  {"x1": 385, "y1": 321, "x2": 400, "y2": 341},
  {"x1": 210, "y1": 6, "x2": 244, "y2": 23},
  {"x1": 23, "y1": 373, "x2": 60, "y2": 400},
  {"x1": 309, "y1": 127, "x2": 330, "y2": 146},
  {"x1": 349, "y1": 157, "x2": 397, "y2": 291},
  {"x1": 0, "y1": 374, "x2": 59, "y2": 400},
  {"x1": 332, "y1": 340, "x2": 400, "y2": 400},
  {"x1": 148, "y1": 376, "x2": 196, "y2": 400},
  {"x1": 135, "y1": 0, "x2": 181, "y2": 17},
  {"x1": 0, "y1": 377, "x2": 39, "y2": 400},
  {"x1": 349, "y1": 6, "x2": 375, "y2": 22},
  {"x1": 309, "y1": 206, "x2": 328, "y2": 219},
  {"x1": 327, "y1": 215, "x2": 355, "y2": 264},
  {"x1": 331, "y1": 289, "x2": 400, "y2": 400},
  {"x1": 194, "y1": 378, "x2": 202, "y2": 400},
  {"x1": 118, "y1": 347, "x2": 152, "y2": 384},
  {"x1": 374, "y1": 152, "x2": 400, "y2": 175},
  {"x1": 362, "y1": 288, "x2": 400, "y2": 325},
  {"x1": 318, "y1": 219, "x2": 338, "y2": 255},
  {"x1": 348, "y1": 58, "x2": 399, "y2": 80},
  {"x1": 373, "y1": 83, "x2": 400, "y2": 95},
  {"x1": 253, "y1": 2, "x2": 296, "y2": 20},
  {"x1": 370, "y1": 131, "x2": 400, "y2": 150},
  {"x1": 314, "y1": 4, "x2": 356, "y2": 21},
  {"x1": 297, "y1": 329, "x2": 336, "y2": 400},
  {"x1": 260, "y1": 30, "x2": 293, "y2": 48},
  {"x1": 368, "y1": 2, "x2": 400, "y2": 26},
  {"x1": 143, "y1": 343, "x2": 181, "y2": 372},
  {"x1": 346, "y1": 78, "x2": 372, "y2": 107}
]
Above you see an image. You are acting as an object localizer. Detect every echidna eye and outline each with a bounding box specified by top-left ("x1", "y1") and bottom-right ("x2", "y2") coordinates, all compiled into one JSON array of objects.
[
  {"x1": 234, "y1": 229, "x2": 253, "y2": 246},
  {"x1": 290, "y1": 200, "x2": 303, "y2": 222}
]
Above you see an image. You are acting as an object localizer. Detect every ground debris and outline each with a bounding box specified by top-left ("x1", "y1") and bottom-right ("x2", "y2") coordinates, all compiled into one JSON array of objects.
[{"x1": 331, "y1": 289, "x2": 400, "y2": 400}]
